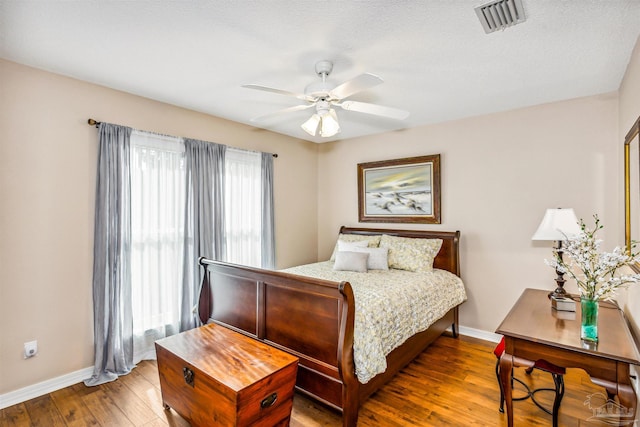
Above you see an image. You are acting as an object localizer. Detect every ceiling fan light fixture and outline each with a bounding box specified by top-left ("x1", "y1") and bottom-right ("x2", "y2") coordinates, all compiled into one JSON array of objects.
[
  {"x1": 320, "y1": 109, "x2": 340, "y2": 137},
  {"x1": 301, "y1": 114, "x2": 321, "y2": 136},
  {"x1": 301, "y1": 109, "x2": 340, "y2": 138}
]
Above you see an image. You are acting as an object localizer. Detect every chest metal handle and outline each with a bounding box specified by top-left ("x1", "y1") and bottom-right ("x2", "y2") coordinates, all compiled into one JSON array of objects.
[
  {"x1": 183, "y1": 367, "x2": 195, "y2": 387},
  {"x1": 260, "y1": 392, "x2": 278, "y2": 409}
]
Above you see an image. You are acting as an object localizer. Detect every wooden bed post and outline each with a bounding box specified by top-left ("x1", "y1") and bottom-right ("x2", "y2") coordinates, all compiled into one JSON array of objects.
[
  {"x1": 452, "y1": 306, "x2": 459, "y2": 338},
  {"x1": 337, "y1": 282, "x2": 359, "y2": 427},
  {"x1": 197, "y1": 257, "x2": 211, "y2": 325}
]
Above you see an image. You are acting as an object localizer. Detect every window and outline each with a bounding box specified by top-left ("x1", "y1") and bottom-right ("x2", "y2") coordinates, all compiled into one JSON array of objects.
[
  {"x1": 225, "y1": 148, "x2": 263, "y2": 267},
  {"x1": 128, "y1": 133, "x2": 267, "y2": 360},
  {"x1": 88, "y1": 123, "x2": 275, "y2": 382},
  {"x1": 130, "y1": 131, "x2": 185, "y2": 352}
]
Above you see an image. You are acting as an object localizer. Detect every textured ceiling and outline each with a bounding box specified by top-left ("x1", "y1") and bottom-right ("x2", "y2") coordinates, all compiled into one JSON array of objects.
[{"x1": 1, "y1": 0, "x2": 639, "y2": 143}]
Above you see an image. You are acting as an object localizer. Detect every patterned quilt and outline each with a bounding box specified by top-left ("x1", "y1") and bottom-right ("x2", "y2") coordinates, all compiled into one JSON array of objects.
[{"x1": 280, "y1": 261, "x2": 467, "y2": 383}]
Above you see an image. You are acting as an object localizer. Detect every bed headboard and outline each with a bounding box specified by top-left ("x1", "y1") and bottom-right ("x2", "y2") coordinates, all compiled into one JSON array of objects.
[{"x1": 338, "y1": 226, "x2": 461, "y2": 277}]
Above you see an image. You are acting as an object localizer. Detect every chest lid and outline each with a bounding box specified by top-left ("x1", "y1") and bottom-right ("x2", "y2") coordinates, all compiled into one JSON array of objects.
[{"x1": 156, "y1": 323, "x2": 298, "y2": 392}]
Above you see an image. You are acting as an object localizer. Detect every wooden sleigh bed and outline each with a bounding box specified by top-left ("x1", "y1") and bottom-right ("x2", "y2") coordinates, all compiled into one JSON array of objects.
[{"x1": 197, "y1": 226, "x2": 463, "y2": 427}]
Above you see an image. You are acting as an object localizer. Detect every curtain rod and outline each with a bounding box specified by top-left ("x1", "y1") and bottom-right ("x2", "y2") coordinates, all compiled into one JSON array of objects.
[{"x1": 87, "y1": 118, "x2": 278, "y2": 158}]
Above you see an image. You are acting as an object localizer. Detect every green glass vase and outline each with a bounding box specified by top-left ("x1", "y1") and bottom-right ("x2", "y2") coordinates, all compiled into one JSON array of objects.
[{"x1": 580, "y1": 297, "x2": 598, "y2": 342}]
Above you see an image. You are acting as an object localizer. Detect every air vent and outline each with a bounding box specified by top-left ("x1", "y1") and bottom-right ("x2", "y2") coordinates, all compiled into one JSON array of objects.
[{"x1": 475, "y1": 0, "x2": 526, "y2": 34}]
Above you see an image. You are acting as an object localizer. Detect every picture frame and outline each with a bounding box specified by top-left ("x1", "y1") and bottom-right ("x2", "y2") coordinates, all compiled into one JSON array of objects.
[
  {"x1": 357, "y1": 154, "x2": 441, "y2": 224},
  {"x1": 624, "y1": 115, "x2": 640, "y2": 272}
]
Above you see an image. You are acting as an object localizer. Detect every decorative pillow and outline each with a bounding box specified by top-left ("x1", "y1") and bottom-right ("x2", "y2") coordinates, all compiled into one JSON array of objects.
[
  {"x1": 354, "y1": 247, "x2": 389, "y2": 270},
  {"x1": 329, "y1": 233, "x2": 382, "y2": 261},
  {"x1": 333, "y1": 251, "x2": 369, "y2": 272},
  {"x1": 338, "y1": 239, "x2": 369, "y2": 252},
  {"x1": 379, "y1": 235, "x2": 443, "y2": 272}
]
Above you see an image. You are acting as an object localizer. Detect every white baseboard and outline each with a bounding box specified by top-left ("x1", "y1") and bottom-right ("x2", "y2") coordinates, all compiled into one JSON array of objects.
[
  {"x1": 446, "y1": 324, "x2": 501, "y2": 343},
  {"x1": 458, "y1": 325, "x2": 502, "y2": 343},
  {"x1": 1, "y1": 325, "x2": 501, "y2": 410},
  {"x1": 0, "y1": 366, "x2": 94, "y2": 410}
]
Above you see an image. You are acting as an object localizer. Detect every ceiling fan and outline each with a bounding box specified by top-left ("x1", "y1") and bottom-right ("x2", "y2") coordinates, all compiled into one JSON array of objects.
[{"x1": 242, "y1": 60, "x2": 410, "y2": 138}]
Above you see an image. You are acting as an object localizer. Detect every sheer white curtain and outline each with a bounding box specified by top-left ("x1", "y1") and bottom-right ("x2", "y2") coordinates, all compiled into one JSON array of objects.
[
  {"x1": 130, "y1": 131, "x2": 185, "y2": 361},
  {"x1": 225, "y1": 148, "x2": 262, "y2": 267}
]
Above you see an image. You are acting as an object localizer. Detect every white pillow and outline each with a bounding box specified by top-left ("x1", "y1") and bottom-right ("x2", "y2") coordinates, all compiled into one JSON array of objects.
[
  {"x1": 333, "y1": 251, "x2": 369, "y2": 272},
  {"x1": 337, "y1": 240, "x2": 369, "y2": 251},
  {"x1": 329, "y1": 234, "x2": 382, "y2": 261},
  {"x1": 354, "y1": 247, "x2": 389, "y2": 270}
]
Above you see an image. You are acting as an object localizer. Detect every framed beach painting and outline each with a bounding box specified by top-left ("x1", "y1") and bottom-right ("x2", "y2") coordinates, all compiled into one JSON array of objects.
[{"x1": 357, "y1": 154, "x2": 441, "y2": 224}]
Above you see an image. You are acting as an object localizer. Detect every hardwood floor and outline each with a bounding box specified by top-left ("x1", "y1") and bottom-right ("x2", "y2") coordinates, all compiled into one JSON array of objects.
[{"x1": 1, "y1": 335, "x2": 616, "y2": 426}]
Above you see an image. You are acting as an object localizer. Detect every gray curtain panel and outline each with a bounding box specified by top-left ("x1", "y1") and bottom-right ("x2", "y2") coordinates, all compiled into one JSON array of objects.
[
  {"x1": 181, "y1": 138, "x2": 226, "y2": 331},
  {"x1": 261, "y1": 153, "x2": 276, "y2": 269},
  {"x1": 84, "y1": 123, "x2": 135, "y2": 386}
]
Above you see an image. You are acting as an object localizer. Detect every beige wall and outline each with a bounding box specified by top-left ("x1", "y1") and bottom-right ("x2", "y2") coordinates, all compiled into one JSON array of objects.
[
  {"x1": 317, "y1": 93, "x2": 620, "y2": 333},
  {"x1": 618, "y1": 36, "x2": 640, "y2": 339},
  {"x1": 0, "y1": 59, "x2": 319, "y2": 394}
]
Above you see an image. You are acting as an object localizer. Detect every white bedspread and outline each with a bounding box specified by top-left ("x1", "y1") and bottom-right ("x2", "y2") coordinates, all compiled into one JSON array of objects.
[{"x1": 280, "y1": 261, "x2": 467, "y2": 384}]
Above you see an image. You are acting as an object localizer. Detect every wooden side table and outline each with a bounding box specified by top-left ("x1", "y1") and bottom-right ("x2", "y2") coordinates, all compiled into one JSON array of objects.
[{"x1": 496, "y1": 288, "x2": 640, "y2": 427}]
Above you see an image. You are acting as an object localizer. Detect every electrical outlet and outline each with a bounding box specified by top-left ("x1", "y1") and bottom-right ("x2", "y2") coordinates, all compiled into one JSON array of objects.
[{"x1": 24, "y1": 340, "x2": 37, "y2": 359}]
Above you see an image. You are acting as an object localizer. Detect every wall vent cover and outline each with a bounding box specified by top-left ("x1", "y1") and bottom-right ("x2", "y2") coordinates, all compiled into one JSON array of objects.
[{"x1": 475, "y1": 0, "x2": 526, "y2": 34}]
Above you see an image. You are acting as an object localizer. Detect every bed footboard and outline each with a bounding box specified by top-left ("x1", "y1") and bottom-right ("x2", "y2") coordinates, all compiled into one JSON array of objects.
[{"x1": 197, "y1": 258, "x2": 359, "y2": 418}]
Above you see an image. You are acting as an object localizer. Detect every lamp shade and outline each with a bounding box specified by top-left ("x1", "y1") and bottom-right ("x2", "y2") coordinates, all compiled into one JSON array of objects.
[
  {"x1": 531, "y1": 208, "x2": 581, "y2": 241},
  {"x1": 320, "y1": 109, "x2": 340, "y2": 137},
  {"x1": 301, "y1": 114, "x2": 321, "y2": 136}
]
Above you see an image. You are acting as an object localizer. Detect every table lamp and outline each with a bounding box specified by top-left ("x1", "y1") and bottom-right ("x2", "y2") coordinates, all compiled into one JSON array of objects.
[{"x1": 531, "y1": 208, "x2": 581, "y2": 298}]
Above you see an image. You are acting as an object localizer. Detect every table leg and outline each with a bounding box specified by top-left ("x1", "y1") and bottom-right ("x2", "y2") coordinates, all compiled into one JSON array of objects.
[
  {"x1": 615, "y1": 363, "x2": 638, "y2": 426},
  {"x1": 617, "y1": 382, "x2": 637, "y2": 426},
  {"x1": 500, "y1": 352, "x2": 514, "y2": 427}
]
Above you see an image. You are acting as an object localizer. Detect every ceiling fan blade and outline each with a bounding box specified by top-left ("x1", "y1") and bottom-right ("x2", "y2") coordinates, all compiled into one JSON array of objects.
[
  {"x1": 329, "y1": 73, "x2": 384, "y2": 100},
  {"x1": 242, "y1": 84, "x2": 311, "y2": 101},
  {"x1": 338, "y1": 100, "x2": 409, "y2": 120},
  {"x1": 250, "y1": 104, "x2": 315, "y2": 122}
]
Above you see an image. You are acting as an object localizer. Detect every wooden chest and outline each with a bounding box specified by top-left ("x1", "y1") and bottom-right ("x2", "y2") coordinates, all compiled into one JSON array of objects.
[{"x1": 155, "y1": 323, "x2": 299, "y2": 427}]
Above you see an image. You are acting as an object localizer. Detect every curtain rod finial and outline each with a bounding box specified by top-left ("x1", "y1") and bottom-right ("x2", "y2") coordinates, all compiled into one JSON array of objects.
[{"x1": 88, "y1": 118, "x2": 100, "y2": 127}]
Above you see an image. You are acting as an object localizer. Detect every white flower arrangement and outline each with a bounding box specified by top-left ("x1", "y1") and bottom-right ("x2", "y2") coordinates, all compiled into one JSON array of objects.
[{"x1": 545, "y1": 215, "x2": 640, "y2": 301}]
